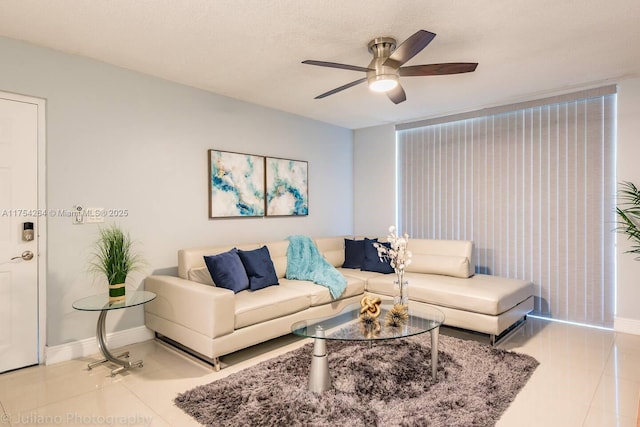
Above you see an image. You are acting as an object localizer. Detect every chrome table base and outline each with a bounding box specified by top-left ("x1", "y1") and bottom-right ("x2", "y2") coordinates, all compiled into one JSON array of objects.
[
  {"x1": 307, "y1": 325, "x2": 440, "y2": 392},
  {"x1": 308, "y1": 327, "x2": 331, "y2": 392},
  {"x1": 88, "y1": 310, "x2": 144, "y2": 376},
  {"x1": 430, "y1": 326, "x2": 439, "y2": 381}
]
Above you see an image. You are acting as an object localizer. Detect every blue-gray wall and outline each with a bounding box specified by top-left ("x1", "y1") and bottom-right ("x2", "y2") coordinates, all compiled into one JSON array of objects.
[{"x1": 0, "y1": 36, "x2": 354, "y2": 346}]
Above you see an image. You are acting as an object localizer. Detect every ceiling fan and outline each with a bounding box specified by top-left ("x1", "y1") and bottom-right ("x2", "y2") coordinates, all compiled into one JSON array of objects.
[{"x1": 302, "y1": 30, "x2": 478, "y2": 104}]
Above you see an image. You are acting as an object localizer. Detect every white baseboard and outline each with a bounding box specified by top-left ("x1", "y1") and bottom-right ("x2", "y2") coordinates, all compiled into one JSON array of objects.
[
  {"x1": 614, "y1": 316, "x2": 640, "y2": 336},
  {"x1": 44, "y1": 326, "x2": 155, "y2": 365}
]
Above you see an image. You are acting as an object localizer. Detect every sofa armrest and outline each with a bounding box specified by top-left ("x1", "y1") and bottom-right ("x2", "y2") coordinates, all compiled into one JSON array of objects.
[{"x1": 144, "y1": 275, "x2": 235, "y2": 339}]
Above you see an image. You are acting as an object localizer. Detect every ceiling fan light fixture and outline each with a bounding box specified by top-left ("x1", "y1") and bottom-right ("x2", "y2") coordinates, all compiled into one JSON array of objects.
[
  {"x1": 368, "y1": 74, "x2": 399, "y2": 92},
  {"x1": 302, "y1": 30, "x2": 478, "y2": 104}
]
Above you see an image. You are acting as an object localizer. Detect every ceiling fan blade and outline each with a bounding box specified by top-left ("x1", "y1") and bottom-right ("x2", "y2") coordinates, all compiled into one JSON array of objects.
[
  {"x1": 314, "y1": 77, "x2": 367, "y2": 99},
  {"x1": 400, "y1": 63, "x2": 478, "y2": 77},
  {"x1": 302, "y1": 60, "x2": 373, "y2": 73},
  {"x1": 384, "y1": 30, "x2": 436, "y2": 69},
  {"x1": 387, "y1": 84, "x2": 407, "y2": 104}
]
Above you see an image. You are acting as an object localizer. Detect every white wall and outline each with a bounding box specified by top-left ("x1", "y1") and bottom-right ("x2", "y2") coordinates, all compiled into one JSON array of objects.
[
  {"x1": 0, "y1": 37, "x2": 353, "y2": 346},
  {"x1": 615, "y1": 77, "x2": 640, "y2": 333},
  {"x1": 355, "y1": 78, "x2": 640, "y2": 333},
  {"x1": 353, "y1": 124, "x2": 396, "y2": 235}
]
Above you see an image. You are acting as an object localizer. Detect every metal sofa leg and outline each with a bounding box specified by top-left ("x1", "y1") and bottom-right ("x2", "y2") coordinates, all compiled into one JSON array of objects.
[
  {"x1": 155, "y1": 332, "x2": 223, "y2": 371},
  {"x1": 491, "y1": 315, "x2": 528, "y2": 347}
]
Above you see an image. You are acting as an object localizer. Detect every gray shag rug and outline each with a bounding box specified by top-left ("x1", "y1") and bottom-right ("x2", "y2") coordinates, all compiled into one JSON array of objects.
[{"x1": 175, "y1": 334, "x2": 538, "y2": 426}]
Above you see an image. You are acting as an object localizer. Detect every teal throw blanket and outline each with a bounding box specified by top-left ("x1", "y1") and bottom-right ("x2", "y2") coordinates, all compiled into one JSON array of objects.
[{"x1": 286, "y1": 235, "x2": 347, "y2": 299}]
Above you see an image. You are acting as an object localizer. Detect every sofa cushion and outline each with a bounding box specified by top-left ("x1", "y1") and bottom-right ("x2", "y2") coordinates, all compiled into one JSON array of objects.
[
  {"x1": 367, "y1": 273, "x2": 533, "y2": 316},
  {"x1": 178, "y1": 243, "x2": 260, "y2": 280},
  {"x1": 343, "y1": 238, "x2": 366, "y2": 269},
  {"x1": 406, "y1": 239, "x2": 475, "y2": 277},
  {"x1": 337, "y1": 267, "x2": 384, "y2": 283},
  {"x1": 187, "y1": 267, "x2": 215, "y2": 286},
  {"x1": 203, "y1": 249, "x2": 250, "y2": 293},
  {"x1": 323, "y1": 250, "x2": 344, "y2": 267},
  {"x1": 361, "y1": 238, "x2": 394, "y2": 274},
  {"x1": 406, "y1": 254, "x2": 471, "y2": 278},
  {"x1": 314, "y1": 237, "x2": 346, "y2": 267},
  {"x1": 262, "y1": 240, "x2": 290, "y2": 279},
  {"x1": 237, "y1": 246, "x2": 279, "y2": 290},
  {"x1": 234, "y1": 285, "x2": 311, "y2": 329},
  {"x1": 279, "y1": 276, "x2": 365, "y2": 307}
]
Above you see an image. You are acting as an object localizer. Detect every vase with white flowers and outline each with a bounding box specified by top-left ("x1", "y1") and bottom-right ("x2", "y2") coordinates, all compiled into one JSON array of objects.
[{"x1": 374, "y1": 226, "x2": 412, "y2": 306}]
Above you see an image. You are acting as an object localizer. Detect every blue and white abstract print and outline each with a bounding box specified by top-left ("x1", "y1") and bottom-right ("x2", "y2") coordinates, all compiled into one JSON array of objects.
[
  {"x1": 266, "y1": 157, "x2": 308, "y2": 216},
  {"x1": 209, "y1": 150, "x2": 265, "y2": 217}
]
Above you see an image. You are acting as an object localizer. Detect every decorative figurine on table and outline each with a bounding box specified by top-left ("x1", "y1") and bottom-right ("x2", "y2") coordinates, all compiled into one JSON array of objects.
[
  {"x1": 359, "y1": 296, "x2": 382, "y2": 318},
  {"x1": 385, "y1": 304, "x2": 409, "y2": 328},
  {"x1": 359, "y1": 296, "x2": 382, "y2": 338}
]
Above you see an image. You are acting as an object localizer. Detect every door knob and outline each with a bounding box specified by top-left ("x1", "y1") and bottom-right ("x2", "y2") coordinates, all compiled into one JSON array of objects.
[{"x1": 11, "y1": 251, "x2": 34, "y2": 261}]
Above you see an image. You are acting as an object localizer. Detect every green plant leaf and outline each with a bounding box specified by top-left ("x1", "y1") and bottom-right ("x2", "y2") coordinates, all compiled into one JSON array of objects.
[
  {"x1": 89, "y1": 224, "x2": 143, "y2": 285},
  {"x1": 616, "y1": 181, "x2": 640, "y2": 260}
]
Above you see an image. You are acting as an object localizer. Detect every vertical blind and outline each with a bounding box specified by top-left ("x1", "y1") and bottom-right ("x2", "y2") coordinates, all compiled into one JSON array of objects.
[{"x1": 397, "y1": 88, "x2": 616, "y2": 328}]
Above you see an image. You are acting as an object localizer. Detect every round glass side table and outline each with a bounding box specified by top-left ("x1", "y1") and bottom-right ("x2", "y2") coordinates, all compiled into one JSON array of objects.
[{"x1": 72, "y1": 290, "x2": 156, "y2": 376}]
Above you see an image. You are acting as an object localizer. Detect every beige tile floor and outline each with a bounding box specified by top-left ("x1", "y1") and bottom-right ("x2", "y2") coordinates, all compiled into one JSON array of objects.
[{"x1": 0, "y1": 317, "x2": 638, "y2": 426}]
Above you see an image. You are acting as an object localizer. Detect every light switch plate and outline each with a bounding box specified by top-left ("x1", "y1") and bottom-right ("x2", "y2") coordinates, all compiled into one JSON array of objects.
[
  {"x1": 72, "y1": 205, "x2": 84, "y2": 225},
  {"x1": 85, "y1": 208, "x2": 105, "y2": 223}
]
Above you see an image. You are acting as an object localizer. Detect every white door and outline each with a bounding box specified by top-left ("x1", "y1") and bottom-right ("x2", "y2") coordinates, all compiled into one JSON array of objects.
[{"x1": 0, "y1": 96, "x2": 39, "y2": 373}]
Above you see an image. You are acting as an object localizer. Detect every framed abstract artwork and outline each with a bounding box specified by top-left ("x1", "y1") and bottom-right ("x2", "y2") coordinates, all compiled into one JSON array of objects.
[
  {"x1": 265, "y1": 157, "x2": 309, "y2": 216},
  {"x1": 208, "y1": 150, "x2": 265, "y2": 218}
]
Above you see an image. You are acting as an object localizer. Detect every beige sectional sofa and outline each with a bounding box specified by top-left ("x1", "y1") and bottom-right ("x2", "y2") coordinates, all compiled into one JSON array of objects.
[{"x1": 144, "y1": 236, "x2": 534, "y2": 369}]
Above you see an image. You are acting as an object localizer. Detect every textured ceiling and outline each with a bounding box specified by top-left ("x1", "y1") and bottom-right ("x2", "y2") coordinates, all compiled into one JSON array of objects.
[{"x1": 0, "y1": 0, "x2": 639, "y2": 129}]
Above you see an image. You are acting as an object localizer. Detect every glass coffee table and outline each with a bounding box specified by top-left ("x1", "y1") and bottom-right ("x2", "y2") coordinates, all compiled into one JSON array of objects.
[
  {"x1": 72, "y1": 290, "x2": 156, "y2": 376},
  {"x1": 292, "y1": 300, "x2": 445, "y2": 392}
]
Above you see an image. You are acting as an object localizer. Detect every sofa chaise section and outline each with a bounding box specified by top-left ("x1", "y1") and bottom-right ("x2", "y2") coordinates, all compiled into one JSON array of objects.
[
  {"x1": 366, "y1": 273, "x2": 534, "y2": 343},
  {"x1": 317, "y1": 235, "x2": 533, "y2": 343}
]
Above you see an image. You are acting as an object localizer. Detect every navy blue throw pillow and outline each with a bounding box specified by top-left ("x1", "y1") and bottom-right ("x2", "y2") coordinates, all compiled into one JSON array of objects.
[
  {"x1": 237, "y1": 246, "x2": 280, "y2": 291},
  {"x1": 204, "y1": 248, "x2": 250, "y2": 293},
  {"x1": 361, "y1": 238, "x2": 394, "y2": 274},
  {"x1": 343, "y1": 238, "x2": 367, "y2": 269}
]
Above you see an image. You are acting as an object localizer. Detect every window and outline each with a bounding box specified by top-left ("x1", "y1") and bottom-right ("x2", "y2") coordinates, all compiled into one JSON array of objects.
[{"x1": 397, "y1": 86, "x2": 616, "y2": 327}]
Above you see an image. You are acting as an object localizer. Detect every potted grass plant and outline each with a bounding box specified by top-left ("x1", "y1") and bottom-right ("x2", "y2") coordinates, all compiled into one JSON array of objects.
[
  {"x1": 91, "y1": 224, "x2": 143, "y2": 302},
  {"x1": 616, "y1": 181, "x2": 640, "y2": 260}
]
